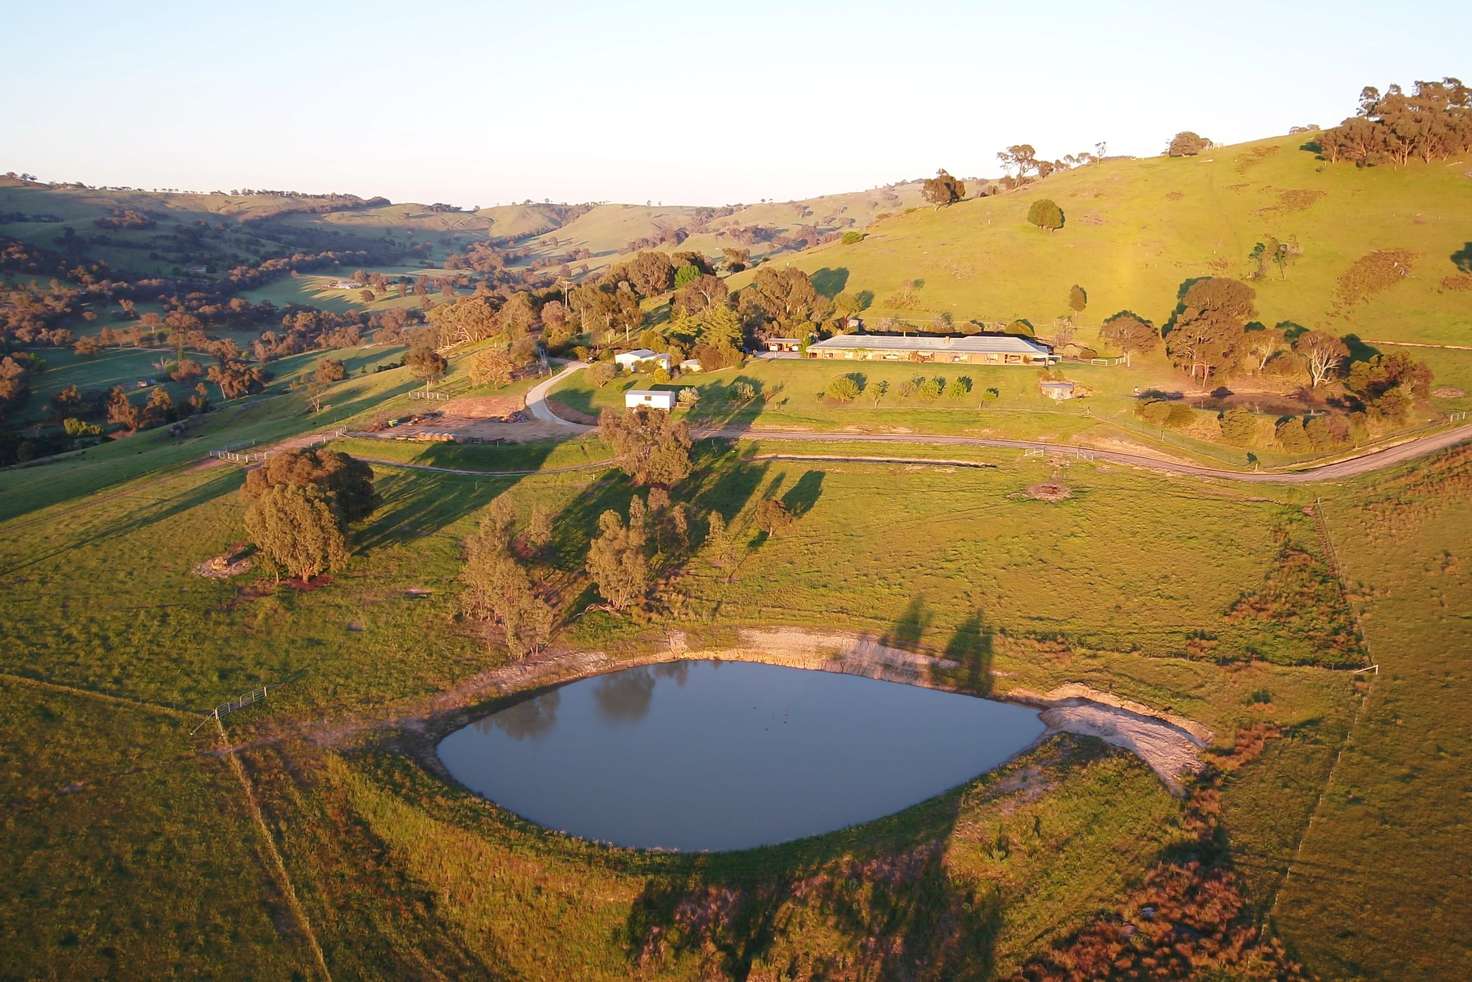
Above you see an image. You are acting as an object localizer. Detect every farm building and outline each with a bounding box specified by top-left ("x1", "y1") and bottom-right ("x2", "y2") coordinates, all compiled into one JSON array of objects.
[
  {"x1": 807, "y1": 334, "x2": 1057, "y2": 366},
  {"x1": 625, "y1": 389, "x2": 677, "y2": 411},
  {"x1": 614, "y1": 349, "x2": 672, "y2": 370},
  {"x1": 679, "y1": 358, "x2": 703, "y2": 373},
  {"x1": 764, "y1": 337, "x2": 802, "y2": 353}
]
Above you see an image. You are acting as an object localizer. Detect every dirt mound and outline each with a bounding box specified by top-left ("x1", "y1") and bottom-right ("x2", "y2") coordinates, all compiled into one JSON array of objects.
[
  {"x1": 1026, "y1": 482, "x2": 1072, "y2": 502},
  {"x1": 194, "y1": 545, "x2": 255, "y2": 579},
  {"x1": 440, "y1": 395, "x2": 522, "y2": 419},
  {"x1": 1432, "y1": 386, "x2": 1465, "y2": 399}
]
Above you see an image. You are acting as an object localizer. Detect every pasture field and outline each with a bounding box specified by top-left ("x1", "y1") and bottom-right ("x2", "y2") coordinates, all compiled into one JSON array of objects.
[
  {"x1": 1271, "y1": 446, "x2": 1472, "y2": 978},
  {"x1": 237, "y1": 265, "x2": 473, "y2": 313},
  {"x1": 729, "y1": 134, "x2": 1472, "y2": 348},
  {"x1": 1, "y1": 427, "x2": 1375, "y2": 975},
  {"x1": 550, "y1": 355, "x2": 1465, "y2": 468}
]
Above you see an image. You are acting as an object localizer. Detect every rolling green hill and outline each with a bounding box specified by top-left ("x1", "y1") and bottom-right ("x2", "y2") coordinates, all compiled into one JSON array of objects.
[{"x1": 730, "y1": 134, "x2": 1472, "y2": 347}]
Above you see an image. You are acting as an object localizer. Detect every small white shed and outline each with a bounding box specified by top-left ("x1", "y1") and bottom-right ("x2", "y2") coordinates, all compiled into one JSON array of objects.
[{"x1": 625, "y1": 389, "x2": 676, "y2": 411}]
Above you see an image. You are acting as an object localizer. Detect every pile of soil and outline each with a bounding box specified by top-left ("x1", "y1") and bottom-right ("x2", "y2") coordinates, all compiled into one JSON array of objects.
[
  {"x1": 194, "y1": 545, "x2": 255, "y2": 579},
  {"x1": 1026, "y1": 482, "x2": 1072, "y2": 502},
  {"x1": 1432, "y1": 386, "x2": 1465, "y2": 399}
]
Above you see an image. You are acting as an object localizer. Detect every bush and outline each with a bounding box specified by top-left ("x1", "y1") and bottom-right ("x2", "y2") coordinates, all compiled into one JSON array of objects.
[
  {"x1": 983, "y1": 386, "x2": 1000, "y2": 401},
  {"x1": 1164, "y1": 404, "x2": 1196, "y2": 429},
  {"x1": 1275, "y1": 417, "x2": 1313, "y2": 452},
  {"x1": 947, "y1": 376, "x2": 972, "y2": 399},
  {"x1": 63, "y1": 417, "x2": 103, "y2": 438},
  {"x1": 917, "y1": 377, "x2": 944, "y2": 400},
  {"x1": 1218, "y1": 409, "x2": 1259, "y2": 447},
  {"x1": 841, "y1": 231, "x2": 865, "y2": 245},
  {"x1": 1305, "y1": 413, "x2": 1351, "y2": 450},
  {"x1": 1137, "y1": 399, "x2": 1174, "y2": 426},
  {"x1": 825, "y1": 374, "x2": 862, "y2": 402},
  {"x1": 1027, "y1": 199, "x2": 1064, "y2": 231}
]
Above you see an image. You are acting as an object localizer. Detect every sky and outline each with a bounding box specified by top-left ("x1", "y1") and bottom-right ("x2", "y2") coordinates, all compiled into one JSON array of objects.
[{"x1": 5, "y1": 0, "x2": 1468, "y2": 207}]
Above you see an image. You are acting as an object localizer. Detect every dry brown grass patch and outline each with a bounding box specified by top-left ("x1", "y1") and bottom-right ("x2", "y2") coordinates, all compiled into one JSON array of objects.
[{"x1": 1025, "y1": 482, "x2": 1072, "y2": 502}]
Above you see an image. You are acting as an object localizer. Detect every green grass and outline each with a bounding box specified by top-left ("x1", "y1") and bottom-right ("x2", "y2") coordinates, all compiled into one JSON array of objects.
[
  {"x1": 1269, "y1": 447, "x2": 1472, "y2": 978},
  {"x1": 729, "y1": 134, "x2": 1472, "y2": 347},
  {"x1": 551, "y1": 356, "x2": 1442, "y2": 469}
]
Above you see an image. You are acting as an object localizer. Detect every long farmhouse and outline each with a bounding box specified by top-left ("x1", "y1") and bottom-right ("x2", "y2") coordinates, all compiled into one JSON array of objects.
[{"x1": 806, "y1": 333, "x2": 1057, "y2": 366}]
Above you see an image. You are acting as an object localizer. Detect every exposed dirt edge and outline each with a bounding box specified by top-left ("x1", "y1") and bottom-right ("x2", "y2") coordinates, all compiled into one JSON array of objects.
[{"x1": 252, "y1": 628, "x2": 1208, "y2": 796}]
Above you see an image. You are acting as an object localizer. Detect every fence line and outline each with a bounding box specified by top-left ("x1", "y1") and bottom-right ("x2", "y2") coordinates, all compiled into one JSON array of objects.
[
  {"x1": 191, "y1": 679, "x2": 291, "y2": 734},
  {"x1": 209, "y1": 429, "x2": 345, "y2": 464}
]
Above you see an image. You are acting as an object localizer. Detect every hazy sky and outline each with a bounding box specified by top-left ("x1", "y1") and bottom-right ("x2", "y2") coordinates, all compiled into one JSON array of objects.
[{"x1": 6, "y1": 1, "x2": 1467, "y2": 206}]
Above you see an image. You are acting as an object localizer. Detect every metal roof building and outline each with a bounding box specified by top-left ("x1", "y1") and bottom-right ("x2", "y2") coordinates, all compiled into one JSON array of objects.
[{"x1": 807, "y1": 333, "x2": 1056, "y2": 365}]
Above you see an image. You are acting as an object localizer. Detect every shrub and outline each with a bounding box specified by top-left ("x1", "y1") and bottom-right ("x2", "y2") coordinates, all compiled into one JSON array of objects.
[
  {"x1": 1305, "y1": 413, "x2": 1351, "y2": 450},
  {"x1": 1138, "y1": 399, "x2": 1174, "y2": 426},
  {"x1": 1164, "y1": 404, "x2": 1196, "y2": 429},
  {"x1": 917, "y1": 377, "x2": 944, "y2": 400},
  {"x1": 1027, "y1": 198, "x2": 1064, "y2": 231},
  {"x1": 676, "y1": 387, "x2": 700, "y2": 410},
  {"x1": 63, "y1": 417, "x2": 102, "y2": 438},
  {"x1": 983, "y1": 386, "x2": 1000, "y2": 401},
  {"x1": 1275, "y1": 417, "x2": 1313, "y2": 452},
  {"x1": 841, "y1": 231, "x2": 865, "y2": 245},
  {"x1": 1218, "y1": 409, "x2": 1259, "y2": 447},
  {"x1": 947, "y1": 376, "x2": 972, "y2": 399},
  {"x1": 825, "y1": 374, "x2": 862, "y2": 402}
]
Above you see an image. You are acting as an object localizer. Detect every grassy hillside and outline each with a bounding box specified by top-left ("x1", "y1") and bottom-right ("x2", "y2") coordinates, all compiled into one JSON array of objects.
[
  {"x1": 514, "y1": 183, "x2": 929, "y2": 274},
  {"x1": 730, "y1": 134, "x2": 1472, "y2": 347}
]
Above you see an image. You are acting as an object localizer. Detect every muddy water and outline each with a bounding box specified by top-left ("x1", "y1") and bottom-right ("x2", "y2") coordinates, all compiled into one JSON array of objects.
[{"x1": 438, "y1": 660, "x2": 1044, "y2": 851}]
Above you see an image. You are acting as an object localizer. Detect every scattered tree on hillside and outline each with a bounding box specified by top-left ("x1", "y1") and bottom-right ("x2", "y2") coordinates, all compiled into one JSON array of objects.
[
  {"x1": 106, "y1": 385, "x2": 142, "y2": 431},
  {"x1": 306, "y1": 358, "x2": 346, "y2": 413},
  {"x1": 243, "y1": 483, "x2": 350, "y2": 582},
  {"x1": 997, "y1": 145, "x2": 1040, "y2": 181},
  {"x1": 922, "y1": 169, "x2": 966, "y2": 207},
  {"x1": 1098, "y1": 312, "x2": 1159, "y2": 367},
  {"x1": 1165, "y1": 278, "x2": 1255, "y2": 383},
  {"x1": 243, "y1": 447, "x2": 378, "y2": 525},
  {"x1": 1293, "y1": 331, "x2": 1350, "y2": 388},
  {"x1": 406, "y1": 342, "x2": 448, "y2": 384},
  {"x1": 1027, "y1": 199, "x2": 1064, "y2": 231},
  {"x1": 703, "y1": 511, "x2": 745, "y2": 582},
  {"x1": 1167, "y1": 132, "x2": 1213, "y2": 156},
  {"x1": 469, "y1": 347, "x2": 516, "y2": 387},
  {"x1": 586, "y1": 504, "x2": 650, "y2": 611},
  {"x1": 0, "y1": 356, "x2": 29, "y2": 419},
  {"x1": 460, "y1": 500, "x2": 555, "y2": 659},
  {"x1": 825, "y1": 374, "x2": 862, "y2": 402},
  {"x1": 428, "y1": 295, "x2": 498, "y2": 346},
  {"x1": 598, "y1": 406, "x2": 692, "y2": 487},
  {"x1": 1068, "y1": 284, "x2": 1088, "y2": 313},
  {"x1": 754, "y1": 498, "x2": 794, "y2": 536}
]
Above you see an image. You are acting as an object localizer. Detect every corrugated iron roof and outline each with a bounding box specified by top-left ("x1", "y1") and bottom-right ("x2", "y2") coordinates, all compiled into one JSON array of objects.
[{"x1": 808, "y1": 334, "x2": 1052, "y2": 355}]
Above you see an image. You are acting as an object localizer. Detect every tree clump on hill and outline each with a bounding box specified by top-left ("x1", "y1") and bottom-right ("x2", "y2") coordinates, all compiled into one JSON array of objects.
[
  {"x1": 1317, "y1": 77, "x2": 1472, "y2": 166},
  {"x1": 1166, "y1": 131, "x2": 1213, "y2": 156},
  {"x1": 1292, "y1": 331, "x2": 1350, "y2": 388},
  {"x1": 1164, "y1": 278, "x2": 1255, "y2": 383},
  {"x1": 243, "y1": 483, "x2": 350, "y2": 582},
  {"x1": 1346, "y1": 353, "x2": 1433, "y2": 421},
  {"x1": 405, "y1": 341, "x2": 448, "y2": 384},
  {"x1": 1026, "y1": 199, "x2": 1064, "y2": 231},
  {"x1": 460, "y1": 498, "x2": 555, "y2": 659},
  {"x1": 243, "y1": 447, "x2": 379, "y2": 525},
  {"x1": 241, "y1": 448, "x2": 377, "y2": 582},
  {"x1": 1067, "y1": 284, "x2": 1087, "y2": 313},
  {"x1": 922, "y1": 169, "x2": 966, "y2": 207},
  {"x1": 1099, "y1": 311, "x2": 1159, "y2": 366},
  {"x1": 738, "y1": 266, "x2": 831, "y2": 343},
  {"x1": 598, "y1": 406, "x2": 692, "y2": 488},
  {"x1": 469, "y1": 347, "x2": 517, "y2": 388},
  {"x1": 586, "y1": 501, "x2": 650, "y2": 611}
]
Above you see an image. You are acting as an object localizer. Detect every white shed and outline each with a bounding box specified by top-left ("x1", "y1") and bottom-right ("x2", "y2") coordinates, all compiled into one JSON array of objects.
[{"x1": 625, "y1": 389, "x2": 676, "y2": 411}]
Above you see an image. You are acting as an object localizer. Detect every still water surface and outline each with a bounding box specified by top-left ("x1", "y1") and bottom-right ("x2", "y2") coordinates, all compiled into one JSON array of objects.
[{"x1": 438, "y1": 660, "x2": 1045, "y2": 851}]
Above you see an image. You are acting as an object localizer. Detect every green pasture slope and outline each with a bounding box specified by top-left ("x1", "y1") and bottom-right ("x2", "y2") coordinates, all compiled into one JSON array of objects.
[
  {"x1": 731, "y1": 133, "x2": 1472, "y2": 347},
  {"x1": 13, "y1": 384, "x2": 1461, "y2": 973}
]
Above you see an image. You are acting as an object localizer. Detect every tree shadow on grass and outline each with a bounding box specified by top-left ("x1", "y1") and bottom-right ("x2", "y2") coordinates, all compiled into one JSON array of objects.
[
  {"x1": 811, "y1": 266, "x2": 850, "y2": 298},
  {"x1": 353, "y1": 468, "x2": 510, "y2": 552},
  {"x1": 941, "y1": 611, "x2": 995, "y2": 696},
  {"x1": 781, "y1": 470, "x2": 824, "y2": 518},
  {"x1": 1452, "y1": 242, "x2": 1472, "y2": 274},
  {"x1": 882, "y1": 595, "x2": 933, "y2": 651}
]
